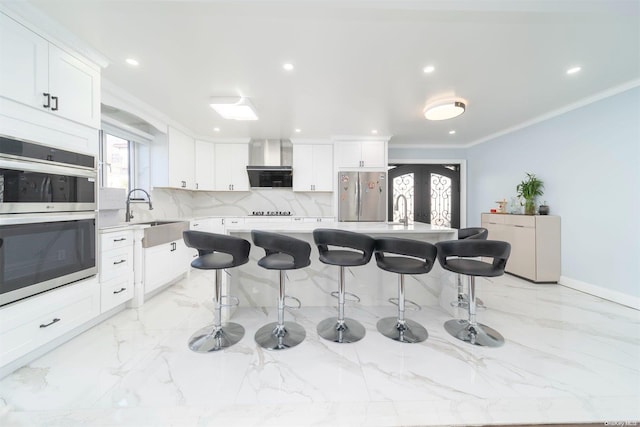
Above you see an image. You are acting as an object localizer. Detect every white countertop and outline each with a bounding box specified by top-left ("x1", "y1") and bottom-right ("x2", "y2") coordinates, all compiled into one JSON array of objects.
[{"x1": 225, "y1": 221, "x2": 456, "y2": 234}]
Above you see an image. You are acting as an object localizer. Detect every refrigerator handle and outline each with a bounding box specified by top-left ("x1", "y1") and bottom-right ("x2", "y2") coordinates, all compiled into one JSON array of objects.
[{"x1": 357, "y1": 177, "x2": 362, "y2": 219}]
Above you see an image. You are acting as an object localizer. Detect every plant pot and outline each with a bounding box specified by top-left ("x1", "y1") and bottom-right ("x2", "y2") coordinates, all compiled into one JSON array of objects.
[
  {"x1": 524, "y1": 199, "x2": 536, "y2": 215},
  {"x1": 538, "y1": 205, "x2": 550, "y2": 215}
]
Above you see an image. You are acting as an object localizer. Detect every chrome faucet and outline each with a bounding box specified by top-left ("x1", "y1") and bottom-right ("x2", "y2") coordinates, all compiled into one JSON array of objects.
[
  {"x1": 395, "y1": 194, "x2": 409, "y2": 227},
  {"x1": 125, "y1": 188, "x2": 153, "y2": 222}
]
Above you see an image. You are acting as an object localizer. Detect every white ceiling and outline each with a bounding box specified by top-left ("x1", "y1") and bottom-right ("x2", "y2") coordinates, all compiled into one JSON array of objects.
[{"x1": 25, "y1": 0, "x2": 640, "y2": 146}]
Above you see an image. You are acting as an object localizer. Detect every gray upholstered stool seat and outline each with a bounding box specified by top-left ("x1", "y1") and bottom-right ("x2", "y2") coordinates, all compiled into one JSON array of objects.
[
  {"x1": 452, "y1": 227, "x2": 488, "y2": 309},
  {"x1": 183, "y1": 231, "x2": 251, "y2": 352},
  {"x1": 252, "y1": 230, "x2": 311, "y2": 350},
  {"x1": 436, "y1": 239, "x2": 511, "y2": 347},
  {"x1": 313, "y1": 228, "x2": 375, "y2": 343},
  {"x1": 374, "y1": 237, "x2": 437, "y2": 343}
]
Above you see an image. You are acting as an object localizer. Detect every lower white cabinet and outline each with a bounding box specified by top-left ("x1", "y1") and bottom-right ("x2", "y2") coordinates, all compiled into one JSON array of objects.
[
  {"x1": 481, "y1": 213, "x2": 561, "y2": 283},
  {"x1": 0, "y1": 277, "x2": 100, "y2": 368},
  {"x1": 99, "y1": 229, "x2": 134, "y2": 313},
  {"x1": 143, "y1": 239, "x2": 190, "y2": 294}
]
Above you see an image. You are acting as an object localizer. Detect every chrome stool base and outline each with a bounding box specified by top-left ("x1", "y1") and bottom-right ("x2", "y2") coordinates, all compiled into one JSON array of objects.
[
  {"x1": 317, "y1": 317, "x2": 366, "y2": 343},
  {"x1": 255, "y1": 321, "x2": 306, "y2": 350},
  {"x1": 444, "y1": 319, "x2": 504, "y2": 347},
  {"x1": 377, "y1": 317, "x2": 428, "y2": 343},
  {"x1": 450, "y1": 295, "x2": 485, "y2": 309},
  {"x1": 188, "y1": 322, "x2": 245, "y2": 352}
]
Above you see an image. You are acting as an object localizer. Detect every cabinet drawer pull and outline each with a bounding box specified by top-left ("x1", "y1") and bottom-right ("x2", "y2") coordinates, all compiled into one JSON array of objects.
[
  {"x1": 113, "y1": 288, "x2": 127, "y2": 294},
  {"x1": 51, "y1": 96, "x2": 59, "y2": 111},
  {"x1": 113, "y1": 259, "x2": 126, "y2": 265},
  {"x1": 40, "y1": 318, "x2": 60, "y2": 328},
  {"x1": 43, "y1": 92, "x2": 51, "y2": 108},
  {"x1": 113, "y1": 238, "x2": 127, "y2": 242},
  {"x1": 514, "y1": 225, "x2": 525, "y2": 228}
]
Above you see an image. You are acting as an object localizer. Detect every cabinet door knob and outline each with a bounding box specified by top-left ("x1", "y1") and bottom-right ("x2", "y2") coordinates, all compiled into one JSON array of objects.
[
  {"x1": 43, "y1": 92, "x2": 51, "y2": 108},
  {"x1": 51, "y1": 96, "x2": 59, "y2": 111}
]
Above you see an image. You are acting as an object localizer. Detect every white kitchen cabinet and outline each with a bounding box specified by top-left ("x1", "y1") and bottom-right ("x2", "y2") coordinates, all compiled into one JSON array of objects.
[
  {"x1": 194, "y1": 140, "x2": 215, "y2": 191},
  {"x1": 214, "y1": 143, "x2": 249, "y2": 191},
  {"x1": 168, "y1": 127, "x2": 195, "y2": 189},
  {"x1": 481, "y1": 213, "x2": 561, "y2": 283},
  {"x1": 291, "y1": 216, "x2": 335, "y2": 223},
  {"x1": 143, "y1": 239, "x2": 190, "y2": 295},
  {"x1": 0, "y1": 13, "x2": 100, "y2": 128},
  {"x1": 334, "y1": 140, "x2": 387, "y2": 169},
  {"x1": 150, "y1": 126, "x2": 196, "y2": 190},
  {"x1": 0, "y1": 277, "x2": 100, "y2": 369},
  {"x1": 99, "y1": 229, "x2": 134, "y2": 313},
  {"x1": 292, "y1": 144, "x2": 333, "y2": 192}
]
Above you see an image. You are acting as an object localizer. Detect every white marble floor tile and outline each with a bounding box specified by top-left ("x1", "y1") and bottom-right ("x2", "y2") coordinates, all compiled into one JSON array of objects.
[{"x1": 1, "y1": 270, "x2": 639, "y2": 426}]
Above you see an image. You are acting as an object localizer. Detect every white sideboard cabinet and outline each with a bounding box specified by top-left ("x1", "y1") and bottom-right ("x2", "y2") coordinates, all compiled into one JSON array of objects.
[{"x1": 481, "y1": 213, "x2": 561, "y2": 283}]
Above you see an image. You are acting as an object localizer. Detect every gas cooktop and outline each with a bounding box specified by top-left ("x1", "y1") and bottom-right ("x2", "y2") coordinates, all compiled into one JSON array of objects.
[{"x1": 251, "y1": 211, "x2": 292, "y2": 216}]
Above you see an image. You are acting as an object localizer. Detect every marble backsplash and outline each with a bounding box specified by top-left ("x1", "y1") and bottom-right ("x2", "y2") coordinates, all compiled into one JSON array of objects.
[{"x1": 123, "y1": 188, "x2": 333, "y2": 222}]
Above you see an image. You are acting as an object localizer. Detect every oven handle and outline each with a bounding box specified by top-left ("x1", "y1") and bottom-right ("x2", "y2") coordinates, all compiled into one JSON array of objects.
[
  {"x1": 0, "y1": 157, "x2": 96, "y2": 179},
  {"x1": 0, "y1": 211, "x2": 96, "y2": 226},
  {"x1": 41, "y1": 176, "x2": 53, "y2": 203}
]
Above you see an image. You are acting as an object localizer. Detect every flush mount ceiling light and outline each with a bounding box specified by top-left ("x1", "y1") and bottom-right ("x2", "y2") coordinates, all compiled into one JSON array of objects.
[
  {"x1": 566, "y1": 66, "x2": 581, "y2": 75},
  {"x1": 424, "y1": 98, "x2": 466, "y2": 121},
  {"x1": 209, "y1": 97, "x2": 258, "y2": 121}
]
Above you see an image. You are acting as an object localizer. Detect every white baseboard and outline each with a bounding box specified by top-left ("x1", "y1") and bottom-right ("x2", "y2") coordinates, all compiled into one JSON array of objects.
[{"x1": 559, "y1": 276, "x2": 640, "y2": 311}]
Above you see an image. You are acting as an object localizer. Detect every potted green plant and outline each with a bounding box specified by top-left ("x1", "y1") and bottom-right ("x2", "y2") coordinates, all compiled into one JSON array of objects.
[{"x1": 516, "y1": 173, "x2": 544, "y2": 215}]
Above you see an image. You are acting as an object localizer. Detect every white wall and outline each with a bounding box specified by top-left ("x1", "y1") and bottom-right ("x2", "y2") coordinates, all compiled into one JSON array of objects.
[{"x1": 466, "y1": 87, "x2": 640, "y2": 299}]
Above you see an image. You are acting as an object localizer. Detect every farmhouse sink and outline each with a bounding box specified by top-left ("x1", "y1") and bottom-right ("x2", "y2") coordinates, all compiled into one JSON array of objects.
[{"x1": 140, "y1": 220, "x2": 190, "y2": 248}]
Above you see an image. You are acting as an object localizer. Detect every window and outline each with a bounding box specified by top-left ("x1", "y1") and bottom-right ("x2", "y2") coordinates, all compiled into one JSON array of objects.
[{"x1": 101, "y1": 133, "x2": 131, "y2": 190}]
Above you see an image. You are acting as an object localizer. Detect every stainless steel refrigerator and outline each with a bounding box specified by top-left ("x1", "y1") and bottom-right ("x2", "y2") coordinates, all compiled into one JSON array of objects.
[{"x1": 338, "y1": 171, "x2": 387, "y2": 221}]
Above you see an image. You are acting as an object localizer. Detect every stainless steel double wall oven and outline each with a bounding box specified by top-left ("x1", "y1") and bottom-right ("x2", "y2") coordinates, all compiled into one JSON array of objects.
[{"x1": 0, "y1": 136, "x2": 98, "y2": 306}]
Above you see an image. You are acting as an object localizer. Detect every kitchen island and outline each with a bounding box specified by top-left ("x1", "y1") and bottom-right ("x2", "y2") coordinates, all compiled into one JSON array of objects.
[{"x1": 223, "y1": 221, "x2": 458, "y2": 314}]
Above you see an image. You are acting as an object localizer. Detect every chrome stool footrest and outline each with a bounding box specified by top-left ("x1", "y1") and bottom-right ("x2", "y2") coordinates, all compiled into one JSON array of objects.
[
  {"x1": 388, "y1": 297, "x2": 421, "y2": 311},
  {"x1": 219, "y1": 295, "x2": 240, "y2": 308},
  {"x1": 330, "y1": 291, "x2": 361, "y2": 303},
  {"x1": 284, "y1": 295, "x2": 302, "y2": 310}
]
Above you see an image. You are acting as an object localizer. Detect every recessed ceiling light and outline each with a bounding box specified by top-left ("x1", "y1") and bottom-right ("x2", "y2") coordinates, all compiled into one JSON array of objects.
[
  {"x1": 209, "y1": 97, "x2": 258, "y2": 121},
  {"x1": 449, "y1": 130, "x2": 456, "y2": 135},
  {"x1": 213, "y1": 127, "x2": 220, "y2": 132},
  {"x1": 125, "y1": 58, "x2": 139, "y2": 67},
  {"x1": 424, "y1": 98, "x2": 466, "y2": 121},
  {"x1": 295, "y1": 128, "x2": 301, "y2": 133},
  {"x1": 423, "y1": 65, "x2": 435, "y2": 74},
  {"x1": 283, "y1": 63, "x2": 294, "y2": 71},
  {"x1": 566, "y1": 66, "x2": 581, "y2": 75},
  {"x1": 371, "y1": 129, "x2": 378, "y2": 134}
]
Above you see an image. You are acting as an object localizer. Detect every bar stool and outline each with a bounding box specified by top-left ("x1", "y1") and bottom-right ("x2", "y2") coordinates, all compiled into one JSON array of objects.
[
  {"x1": 313, "y1": 229, "x2": 375, "y2": 343},
  {"x1": 435, "y1": 239, "x2": 511, "y2": 347},
  {"x1": 451, "y1": 227, "x2": 488, "y2": 309},
  {"x1": 251, "y1": 230, "x2": 311, "y2": 350},
  {"x1": 374, "y1": 237, "x2": 437, "y2": 343},
  {"x1": 183, "y1": 231, "x2": 251, "y2": 352}
]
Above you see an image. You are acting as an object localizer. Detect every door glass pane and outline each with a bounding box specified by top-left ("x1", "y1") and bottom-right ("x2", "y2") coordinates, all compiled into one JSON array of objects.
[
  {"x1": 431, "y1": 173, "x2": 451, "y2": 227},
  {"x1": 103, "y1": 134, "x2": 129, "y2": 190},
  {"x1": 392, "y1": 173, "x2": 414, "y2": 222}
]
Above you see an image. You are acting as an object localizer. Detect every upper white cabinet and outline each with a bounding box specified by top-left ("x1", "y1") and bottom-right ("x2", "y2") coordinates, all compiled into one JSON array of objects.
[
  {"x1": 150, "y1": 126, "x2": 196, "y2": 190},
  {"x1": 292, "y1": 143, "x2": 333, "y2": 192},
  {"x1": 168, "y1": 127, "x2": 195, "y2": 189},
  {"x1": 0, "y1": 13, "x2": 100, "y2": 128},
  {"x1": 214, "y1": 143, "x2": 249, "y2": 191},
  {"x1": 194, "y1": 140, "x2": 215, "y2": 191},
  {"x1": 334, "y1": 139, "x2": 387, "y2": 169}
]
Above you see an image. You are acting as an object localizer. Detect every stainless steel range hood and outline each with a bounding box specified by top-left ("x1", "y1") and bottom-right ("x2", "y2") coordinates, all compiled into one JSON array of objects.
[{"x1": 246, "y1": 139, "x2": 293, "y2": 188}]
